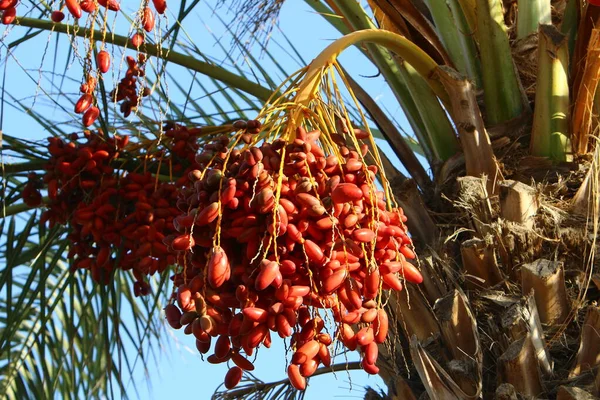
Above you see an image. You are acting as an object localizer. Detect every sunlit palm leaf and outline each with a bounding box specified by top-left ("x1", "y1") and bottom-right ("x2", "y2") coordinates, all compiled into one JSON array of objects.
[{"x1": 0, "y1": 209, "x2": 167, "y2": 400}]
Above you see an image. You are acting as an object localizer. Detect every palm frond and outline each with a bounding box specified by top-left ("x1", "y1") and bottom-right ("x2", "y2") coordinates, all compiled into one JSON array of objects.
[{"x1": 0, "y1": 208, "x2": 166, "y2": 399}]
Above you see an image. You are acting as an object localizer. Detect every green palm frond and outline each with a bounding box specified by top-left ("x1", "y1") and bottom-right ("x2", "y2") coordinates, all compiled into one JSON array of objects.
[{"x1": 0, "y1": 209, "x2": 166, "y2": 400}]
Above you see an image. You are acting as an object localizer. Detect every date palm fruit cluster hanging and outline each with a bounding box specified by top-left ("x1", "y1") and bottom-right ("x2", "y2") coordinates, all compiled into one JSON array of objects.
[
  {"x1": 44, "y1": 0, "x2": 162, "y2": 126},
  {"x1": 0, "y1": 0, "x2": 166, "y2": 25},
  {"x1": 163, "y1": 59, "x2": 423, "y2": 390},
  {"x1": 3, "y1": 0, "x2": 168, "y2": 126},
  {"x1": 29, "y1": 125, "x2": 203, "y2": 295},
  {"x1": 111, "y1": 54, "x2": 151, "y2": 118},
  {"x1": 74, "y1": 50, "x2": 151, "y2": 126}
]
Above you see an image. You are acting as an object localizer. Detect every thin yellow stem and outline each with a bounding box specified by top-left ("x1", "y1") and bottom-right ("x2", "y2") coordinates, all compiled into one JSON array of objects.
[{"x1": 293, "y1": 29, "x2": 446, "y2": 109}]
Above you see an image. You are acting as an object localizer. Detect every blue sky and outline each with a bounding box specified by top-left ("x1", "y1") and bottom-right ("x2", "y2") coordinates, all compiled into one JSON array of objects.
[{"x1": 1, "y1": 1, "x2": 413, "y2": 398}]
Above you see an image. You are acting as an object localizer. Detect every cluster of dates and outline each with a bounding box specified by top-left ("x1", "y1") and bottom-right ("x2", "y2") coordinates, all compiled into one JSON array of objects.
[
  {"x1": 164, "y1": 124, "x2": 422, "y2": 390},
  {"x1": 1, "y1": 0, "x2": 167, "y2": 25},
  {"x1": 74, "y1": 76, "x2": 101, "y2": 127},
  {"x1": 110, "y1": 54, "x2": 150, "y2": 118},
  {"x1": 32, "y1": 125, "x2": 202, "y2": 294},
  {"x1": 60, "y1": 0, "x2": 166, "y2": 20},
  {"x1": 22, "y1": 172, "x2": 43, "y2": 207},
  {"x1": 4, "y1": 0, "x2": 165, "y2": 125},
  {"x1": 47, "y1": 0, "x2": 164, "y2": 125},
  {"x1": 74, "y1": 43, "x2": 150, "y2": 126}
]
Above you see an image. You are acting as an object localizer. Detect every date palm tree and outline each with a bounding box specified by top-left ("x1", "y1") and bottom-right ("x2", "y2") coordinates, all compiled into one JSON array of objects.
[{"x1": 1, "y1": 0, "x2": 599, "y2": 399}]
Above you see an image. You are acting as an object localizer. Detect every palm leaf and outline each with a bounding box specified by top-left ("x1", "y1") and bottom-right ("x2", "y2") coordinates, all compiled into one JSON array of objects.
[{"x1": 0, "y1": 209, "x2": 166, "y2": 399}]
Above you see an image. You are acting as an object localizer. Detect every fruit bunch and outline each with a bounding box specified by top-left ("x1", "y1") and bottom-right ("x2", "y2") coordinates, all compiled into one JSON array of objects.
[
  {"x1": 164, "y1": 123, "x2": 423, "y2": 390},
  {"x1": 36, "y1": 125, "x2": 203, "y2": 294},
  {"x1": 52, "y1": 0, "x2": 165, "y2": 28},
  {"x1": 64, "y1": 0, "x2": 121, "y2": 19},
  {"x1": 22, "y1": 172, "x2": 43, "y2": 207},
  {"x1": 110, "y1": 55, "x2": 150, "y2": 118},
  {"x1": 41, "y1": 131, "x2": 125, "y2": 227},
  {"x1": 44, "y1": 0, "x2": 164, "y2": 126},
  {"x1": 63, "y1": 170, "x2": 181, "y2": 292},
  {"x1": 74, "y1": 47, "x2": 149, "y2": 125},
  {"x1": 74, "y1": 76, "x2": 101, "y2": 127},
  {"x1": 3, "y1": 0, "x2": 166, "y2": 120}
]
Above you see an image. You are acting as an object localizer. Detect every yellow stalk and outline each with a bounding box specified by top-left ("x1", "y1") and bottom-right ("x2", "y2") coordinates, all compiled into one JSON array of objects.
[
  {"x1": 319, "y1": 0, "x2": 458, "y2": 163},
  {"x1": 255, "y1": 28, "x2": 449, "y2": 225},
  {"x1": 292, "y1": 29, "x2": 447, "y2": 111},
  {"x1": 286, "y1": 29, "x2": 448, "y2": 149}
]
